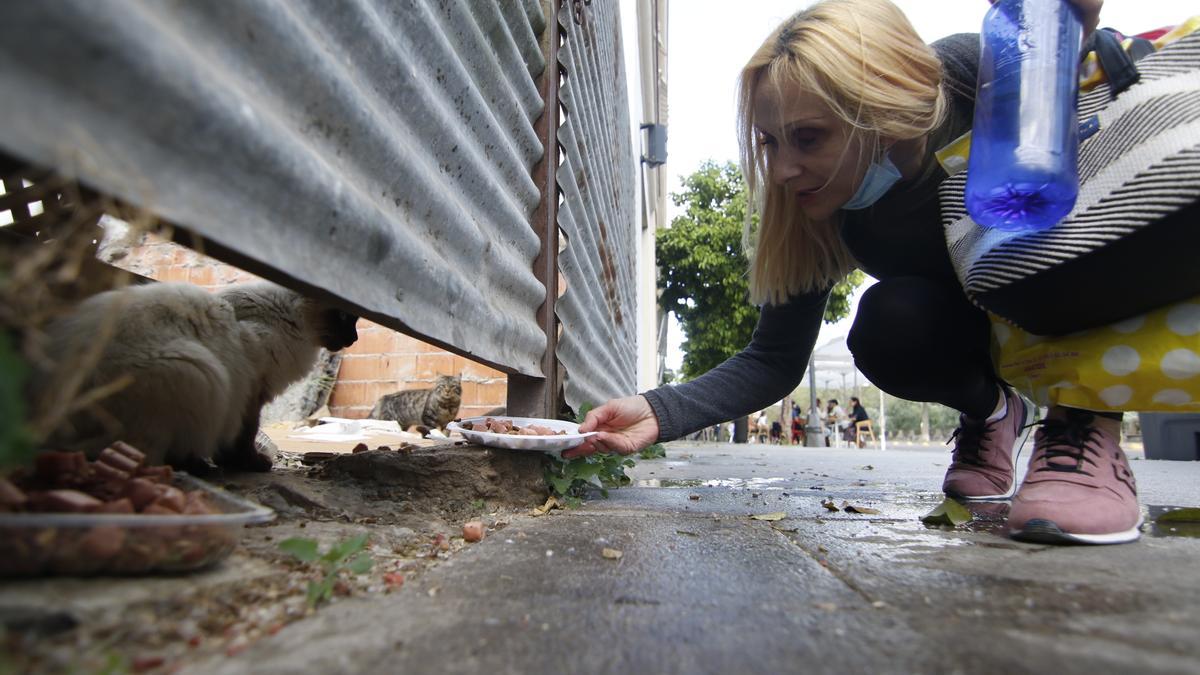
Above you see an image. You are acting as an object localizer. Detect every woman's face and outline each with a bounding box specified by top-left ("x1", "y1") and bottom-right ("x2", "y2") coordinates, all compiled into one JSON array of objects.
[{"x1": 753, "y1": 83, "x2": 868, "y2": 221}]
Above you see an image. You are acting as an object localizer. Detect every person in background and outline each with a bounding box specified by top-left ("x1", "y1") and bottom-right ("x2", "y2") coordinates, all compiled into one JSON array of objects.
[
  {"x1": 825, "y1": 399, "x2": 851, "y2": 445},
  {"x1": 567, "y1": 0, "x2": 1136, "y2": 546},
  {"x1": 848, "y1": 396, "x2": 871, "y2": 445},
  {"x1": 770, "y1": 419, "x2": 783, "y2": 444}
]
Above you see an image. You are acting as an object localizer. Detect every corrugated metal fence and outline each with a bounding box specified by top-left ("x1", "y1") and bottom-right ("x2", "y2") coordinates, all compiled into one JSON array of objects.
[
  {"x1": 0, "y1": 0, "x2": 638, "y2": 415},
  {"x1": 556, "y1": 0, "x2": 638, "y2": 411}
]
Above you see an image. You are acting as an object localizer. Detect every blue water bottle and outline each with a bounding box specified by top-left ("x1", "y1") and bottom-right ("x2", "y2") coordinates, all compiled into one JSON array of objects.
[{"x1": 966, "y1": 0, "x2": 1083, "y2": 231}]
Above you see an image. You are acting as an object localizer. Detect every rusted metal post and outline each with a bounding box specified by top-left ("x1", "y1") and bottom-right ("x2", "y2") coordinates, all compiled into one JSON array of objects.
[{"x1": 507, "y1": 0, "x2": 562, "y2": 419}]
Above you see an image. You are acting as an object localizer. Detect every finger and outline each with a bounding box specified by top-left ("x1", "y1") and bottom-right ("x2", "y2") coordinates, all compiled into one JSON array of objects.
[
  {"x1": 596, "y1": 431, "x2": 632, "y2": 455},
  {"x1": 562, "y1": 437, "x2": 601, "y2": 459},
  {"x1": 561, "y1": 445, "x2": 592, "y2": 459},
  {"x1": 578, "y1": 407, "x2": 608, "y2": 433}
]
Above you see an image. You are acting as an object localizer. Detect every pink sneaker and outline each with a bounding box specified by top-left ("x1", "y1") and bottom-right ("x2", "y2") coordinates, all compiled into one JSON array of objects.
[
  {"x1": 942, "y1": 387, "x2": 1032, "y2": 501},
  {"x1": 1008, "y1": 409, "x2": 1142, "y2": 545}
]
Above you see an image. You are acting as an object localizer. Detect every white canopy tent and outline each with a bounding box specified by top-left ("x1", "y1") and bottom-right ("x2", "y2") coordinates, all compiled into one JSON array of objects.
[{"x1": 798, "y1": 336, "x2": 886, "y2": 449}]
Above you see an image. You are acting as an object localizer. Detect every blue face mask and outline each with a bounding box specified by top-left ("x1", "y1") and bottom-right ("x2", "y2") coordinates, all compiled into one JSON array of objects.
[{"x1": 841, "y1": 153, "x2": 902, "y2": 210}]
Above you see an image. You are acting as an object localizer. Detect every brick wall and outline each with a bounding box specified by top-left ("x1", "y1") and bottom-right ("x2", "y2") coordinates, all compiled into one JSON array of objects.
[
  {"x1": 103, "y1": 228, "x2": 508, "y2": 420},
  {"x1": 330, "y1": 326, "x2": 507, "y2": 419}
]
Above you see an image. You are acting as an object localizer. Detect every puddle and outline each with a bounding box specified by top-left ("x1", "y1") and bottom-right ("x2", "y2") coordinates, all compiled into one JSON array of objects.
[
  {"x1": 635, "y1": 477, "x2": 791, "y2": 489},
  {"x1": 635, "y1": 478, "x2": 706, "y2": 488},
  {"x1": 1145, "y1": 505, "x2": 1200, "y2": 539}
]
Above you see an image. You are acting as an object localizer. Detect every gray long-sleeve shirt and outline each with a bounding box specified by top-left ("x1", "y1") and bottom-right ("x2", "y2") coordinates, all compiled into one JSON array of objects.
[{"x1": 642, "y1": 34, "x2": 980, "y2": 442}]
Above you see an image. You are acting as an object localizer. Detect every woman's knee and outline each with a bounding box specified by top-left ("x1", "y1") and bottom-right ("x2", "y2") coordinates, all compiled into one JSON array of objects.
[{"x1": 848, "y1": 277, "x2": 942, "y2": 358}]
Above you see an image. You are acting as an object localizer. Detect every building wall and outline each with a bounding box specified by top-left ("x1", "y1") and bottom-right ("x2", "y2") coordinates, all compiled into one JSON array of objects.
[{"x1": 105, "y1": 228, "x2": 508, "y2": 420}]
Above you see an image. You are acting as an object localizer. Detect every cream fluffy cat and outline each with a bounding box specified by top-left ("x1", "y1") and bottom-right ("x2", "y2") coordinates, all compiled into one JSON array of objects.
[{"x1": 35, "y1": 281, "x2": 358, "y2": 471}]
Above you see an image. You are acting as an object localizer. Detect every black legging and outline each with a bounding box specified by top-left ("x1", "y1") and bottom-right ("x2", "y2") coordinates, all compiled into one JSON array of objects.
[
  {"x1": 846, "y1": 276, "x2": 1000, "y2": 420},
  {"x1": 846, "y1": 276, "x2": 1122, "y2": 422}
]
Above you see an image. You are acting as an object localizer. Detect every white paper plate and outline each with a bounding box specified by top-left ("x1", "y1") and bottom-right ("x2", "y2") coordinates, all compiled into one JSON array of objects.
[{"x1": 447, "y1": 416, "x2": 597, "y2": 453}]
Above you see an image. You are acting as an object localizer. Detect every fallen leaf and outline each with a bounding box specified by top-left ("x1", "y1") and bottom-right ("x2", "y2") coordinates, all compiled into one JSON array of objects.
[
  {"x1": 820, "y1": 499, "x2": 840, "y2": 512},
  {"x1": 843, "y1": 503, "x2": 882, "y2": 515},
  {"x1": 675, "y1": 530, "x2": 700, "y2": 537},
  {"x1": 427, "y1": 586, "x2": 440, "y2": 598},
  {"x1": 858, "y1": 465, "x2": 875, "y2": 470},
  {"x1": 688, "y1": 494, "x2": 701, "y2": 501},
  {"x1": 531, "y1": 496, "x2": 560, "y2": 516},
  {"x1": 921, "y1": 498, "x2": 973, "y2": 526},
  {"x1": 750, "y1": 511, "x2": 787, "y2": 521},
  {"x1": 383, "y1": 572, "x2": 405, "y2": 588},
  {"x1": 1156, "y1": 507, "x2": 1200, "y2": 523},
  {"x1": 601, "y1": 548, "x2": 623, "y2": 560}
]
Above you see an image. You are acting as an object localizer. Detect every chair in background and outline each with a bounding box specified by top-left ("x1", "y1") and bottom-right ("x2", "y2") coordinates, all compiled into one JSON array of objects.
[{"x1": 855, "y1": 420, "x2": 876, "y2": 448}]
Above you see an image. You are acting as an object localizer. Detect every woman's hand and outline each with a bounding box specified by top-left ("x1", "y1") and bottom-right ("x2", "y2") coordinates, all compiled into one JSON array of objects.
[
  {"x1": 562, "y1": 395, "x2": 660, "y2": 459},
  {"x1": 1067, "y1": 0, "x2": 1102, "y2": 39}
]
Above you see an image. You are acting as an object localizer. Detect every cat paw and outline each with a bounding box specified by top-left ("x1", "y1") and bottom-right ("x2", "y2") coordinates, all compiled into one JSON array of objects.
[
  {"x1": 215, "y1": 442, "x2": 275, "y2": 473},
  {"x1": 176, "y1": 455, "x2": 220, "y2": 477}
]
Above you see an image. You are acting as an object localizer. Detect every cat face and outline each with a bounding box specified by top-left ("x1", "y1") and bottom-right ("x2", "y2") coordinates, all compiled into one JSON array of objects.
[
  {"x1": 315, "y1": 308, "x2": 359, "y2": 351},
  {"x1": 435, "y1": 374, "x2": 462, "y2": 396}
]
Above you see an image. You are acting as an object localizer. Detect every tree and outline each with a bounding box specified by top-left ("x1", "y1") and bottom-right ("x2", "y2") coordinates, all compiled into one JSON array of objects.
[{"x1": 658, "y1": 161, "x2": 864, "y2": 381}]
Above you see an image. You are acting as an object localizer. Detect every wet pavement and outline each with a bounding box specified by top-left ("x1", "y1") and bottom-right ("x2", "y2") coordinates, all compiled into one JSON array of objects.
[{"x1": 194, "y1": 441, "x2": 1200, "y2": 675}]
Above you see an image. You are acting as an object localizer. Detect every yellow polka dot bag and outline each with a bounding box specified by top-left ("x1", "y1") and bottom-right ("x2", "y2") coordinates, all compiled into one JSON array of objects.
[{"x1": 991, "y1": 298, "x2": 1200, "y2": 412}]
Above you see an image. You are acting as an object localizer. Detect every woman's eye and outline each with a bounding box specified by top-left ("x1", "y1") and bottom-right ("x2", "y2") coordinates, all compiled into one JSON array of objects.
[
  {"x1": 789, "y1": 130, "x2": 821, "y2": 147},
  {"x1": 757, "y1": 133, "x2": 777, "y2": 147}
]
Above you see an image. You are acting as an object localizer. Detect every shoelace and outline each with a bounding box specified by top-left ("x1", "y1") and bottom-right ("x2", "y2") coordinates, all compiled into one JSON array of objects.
[
  {"x1": 1030, "y1": 409, "x2": 1100, "y2": 476},
  {"x1": 946, "y1": 416, "x2": 993, "y2": 467}
]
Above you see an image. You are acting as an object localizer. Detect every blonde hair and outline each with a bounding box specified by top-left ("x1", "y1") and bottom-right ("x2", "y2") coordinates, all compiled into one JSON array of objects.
[{"x1": 738, "y1": 0, "x2": 947, "y2": 305}]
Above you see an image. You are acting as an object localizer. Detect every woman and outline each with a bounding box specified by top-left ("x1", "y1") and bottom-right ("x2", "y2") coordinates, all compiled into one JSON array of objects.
[
  {"x1": 847, "y1": 396, "x2": 870, "y2": 445},
  {"x1": 569, "y1": 0, "x2": 1136, "y2": 545}
]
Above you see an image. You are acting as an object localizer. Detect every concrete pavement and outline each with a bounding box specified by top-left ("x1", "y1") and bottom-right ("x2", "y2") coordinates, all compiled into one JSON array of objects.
[{"x1": 192, "y1": 441, "x2": 1200, "y2": 675}]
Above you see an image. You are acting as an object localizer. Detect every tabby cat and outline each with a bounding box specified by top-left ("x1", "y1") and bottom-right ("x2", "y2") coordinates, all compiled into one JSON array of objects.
[
  {"x1": 369, "y1": 374, "x2": 462, "y2": 435},
  {"x1": 33, "y1": 281, "x2": 359, "y2": 471}
]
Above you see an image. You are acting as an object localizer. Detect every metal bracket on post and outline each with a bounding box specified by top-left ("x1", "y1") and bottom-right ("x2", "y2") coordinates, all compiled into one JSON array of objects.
[
  {"x1": 640, "y1": 123, "x2": 667, "y2": 167},
  {"x1": 508, "y1": 0, "x2": 563, "y2": 419}
]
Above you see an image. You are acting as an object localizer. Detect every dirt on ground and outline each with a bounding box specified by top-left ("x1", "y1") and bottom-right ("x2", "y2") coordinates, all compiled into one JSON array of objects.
[{"x1": 0, "y1": 441, "x2": 552, "y2": 674}]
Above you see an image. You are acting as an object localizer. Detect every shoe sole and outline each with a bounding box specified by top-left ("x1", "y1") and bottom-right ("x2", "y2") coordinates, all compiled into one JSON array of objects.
[
  {"x1": 949, "y1": 395, "x2": 1034, "y2": 502},
  {"x1": 1010, "y1": 517, "x2": 1144, "y2": 545}
]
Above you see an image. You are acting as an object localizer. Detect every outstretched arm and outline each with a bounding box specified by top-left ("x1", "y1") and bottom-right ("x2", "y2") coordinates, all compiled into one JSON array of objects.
[{"x1": 566, "y1": 288, "x2": 830, "y2": 458}]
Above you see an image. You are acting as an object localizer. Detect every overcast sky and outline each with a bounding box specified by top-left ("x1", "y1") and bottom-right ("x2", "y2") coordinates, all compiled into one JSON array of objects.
[{"x1": 657, "y1": 0, "x2": 1197, "y2": 371}]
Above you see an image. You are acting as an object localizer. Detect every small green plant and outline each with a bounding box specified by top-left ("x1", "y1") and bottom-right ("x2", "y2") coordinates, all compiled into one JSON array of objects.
[
  {"x1": 544, "y1": 454, "x2": 635, "y2": 505},
  {"x1": 94, "y1": 653, "x2": 131, "y2": 675},
  {"x1": 470, "y1": 498, "x2": 486, "y2": 511},
  {"x1": 638, "y1": 443, "x2": 666, "y2": 460},
  {"x1": 543, "y1": 402, "x2": 635, "y2": 504},
  {"x1": 0, "y1": 332, "x2": 34, "y2": 474},
  {"x1": 278, "y1": 534, "x2": 374, "y2": 608}
]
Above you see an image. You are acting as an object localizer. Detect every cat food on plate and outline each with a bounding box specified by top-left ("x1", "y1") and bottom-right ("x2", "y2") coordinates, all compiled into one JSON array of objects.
[
  {"x1": 459, "y1": 418, "x2": 568, "y2": 436},
  {"x1": 447, "y1": 417, "x2": 597, "y2": 454},
  {"x1": 0, "y1": 447, "x2": 274, "y2": 577}
]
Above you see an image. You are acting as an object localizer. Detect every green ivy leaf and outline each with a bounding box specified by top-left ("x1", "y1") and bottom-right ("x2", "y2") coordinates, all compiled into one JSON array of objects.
[
  {"x1": 278, "y1": 537, "x2": 320, "y2": 563},
  {"x1": 575, "y1": 402, "x2": 595, "y2": 424},
  {"x1": 921, "y1": 498, "x2": 973, "y2": 527},
  {"x1": 547, "y1": 475, "x2": 572, "y2": 495}
]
